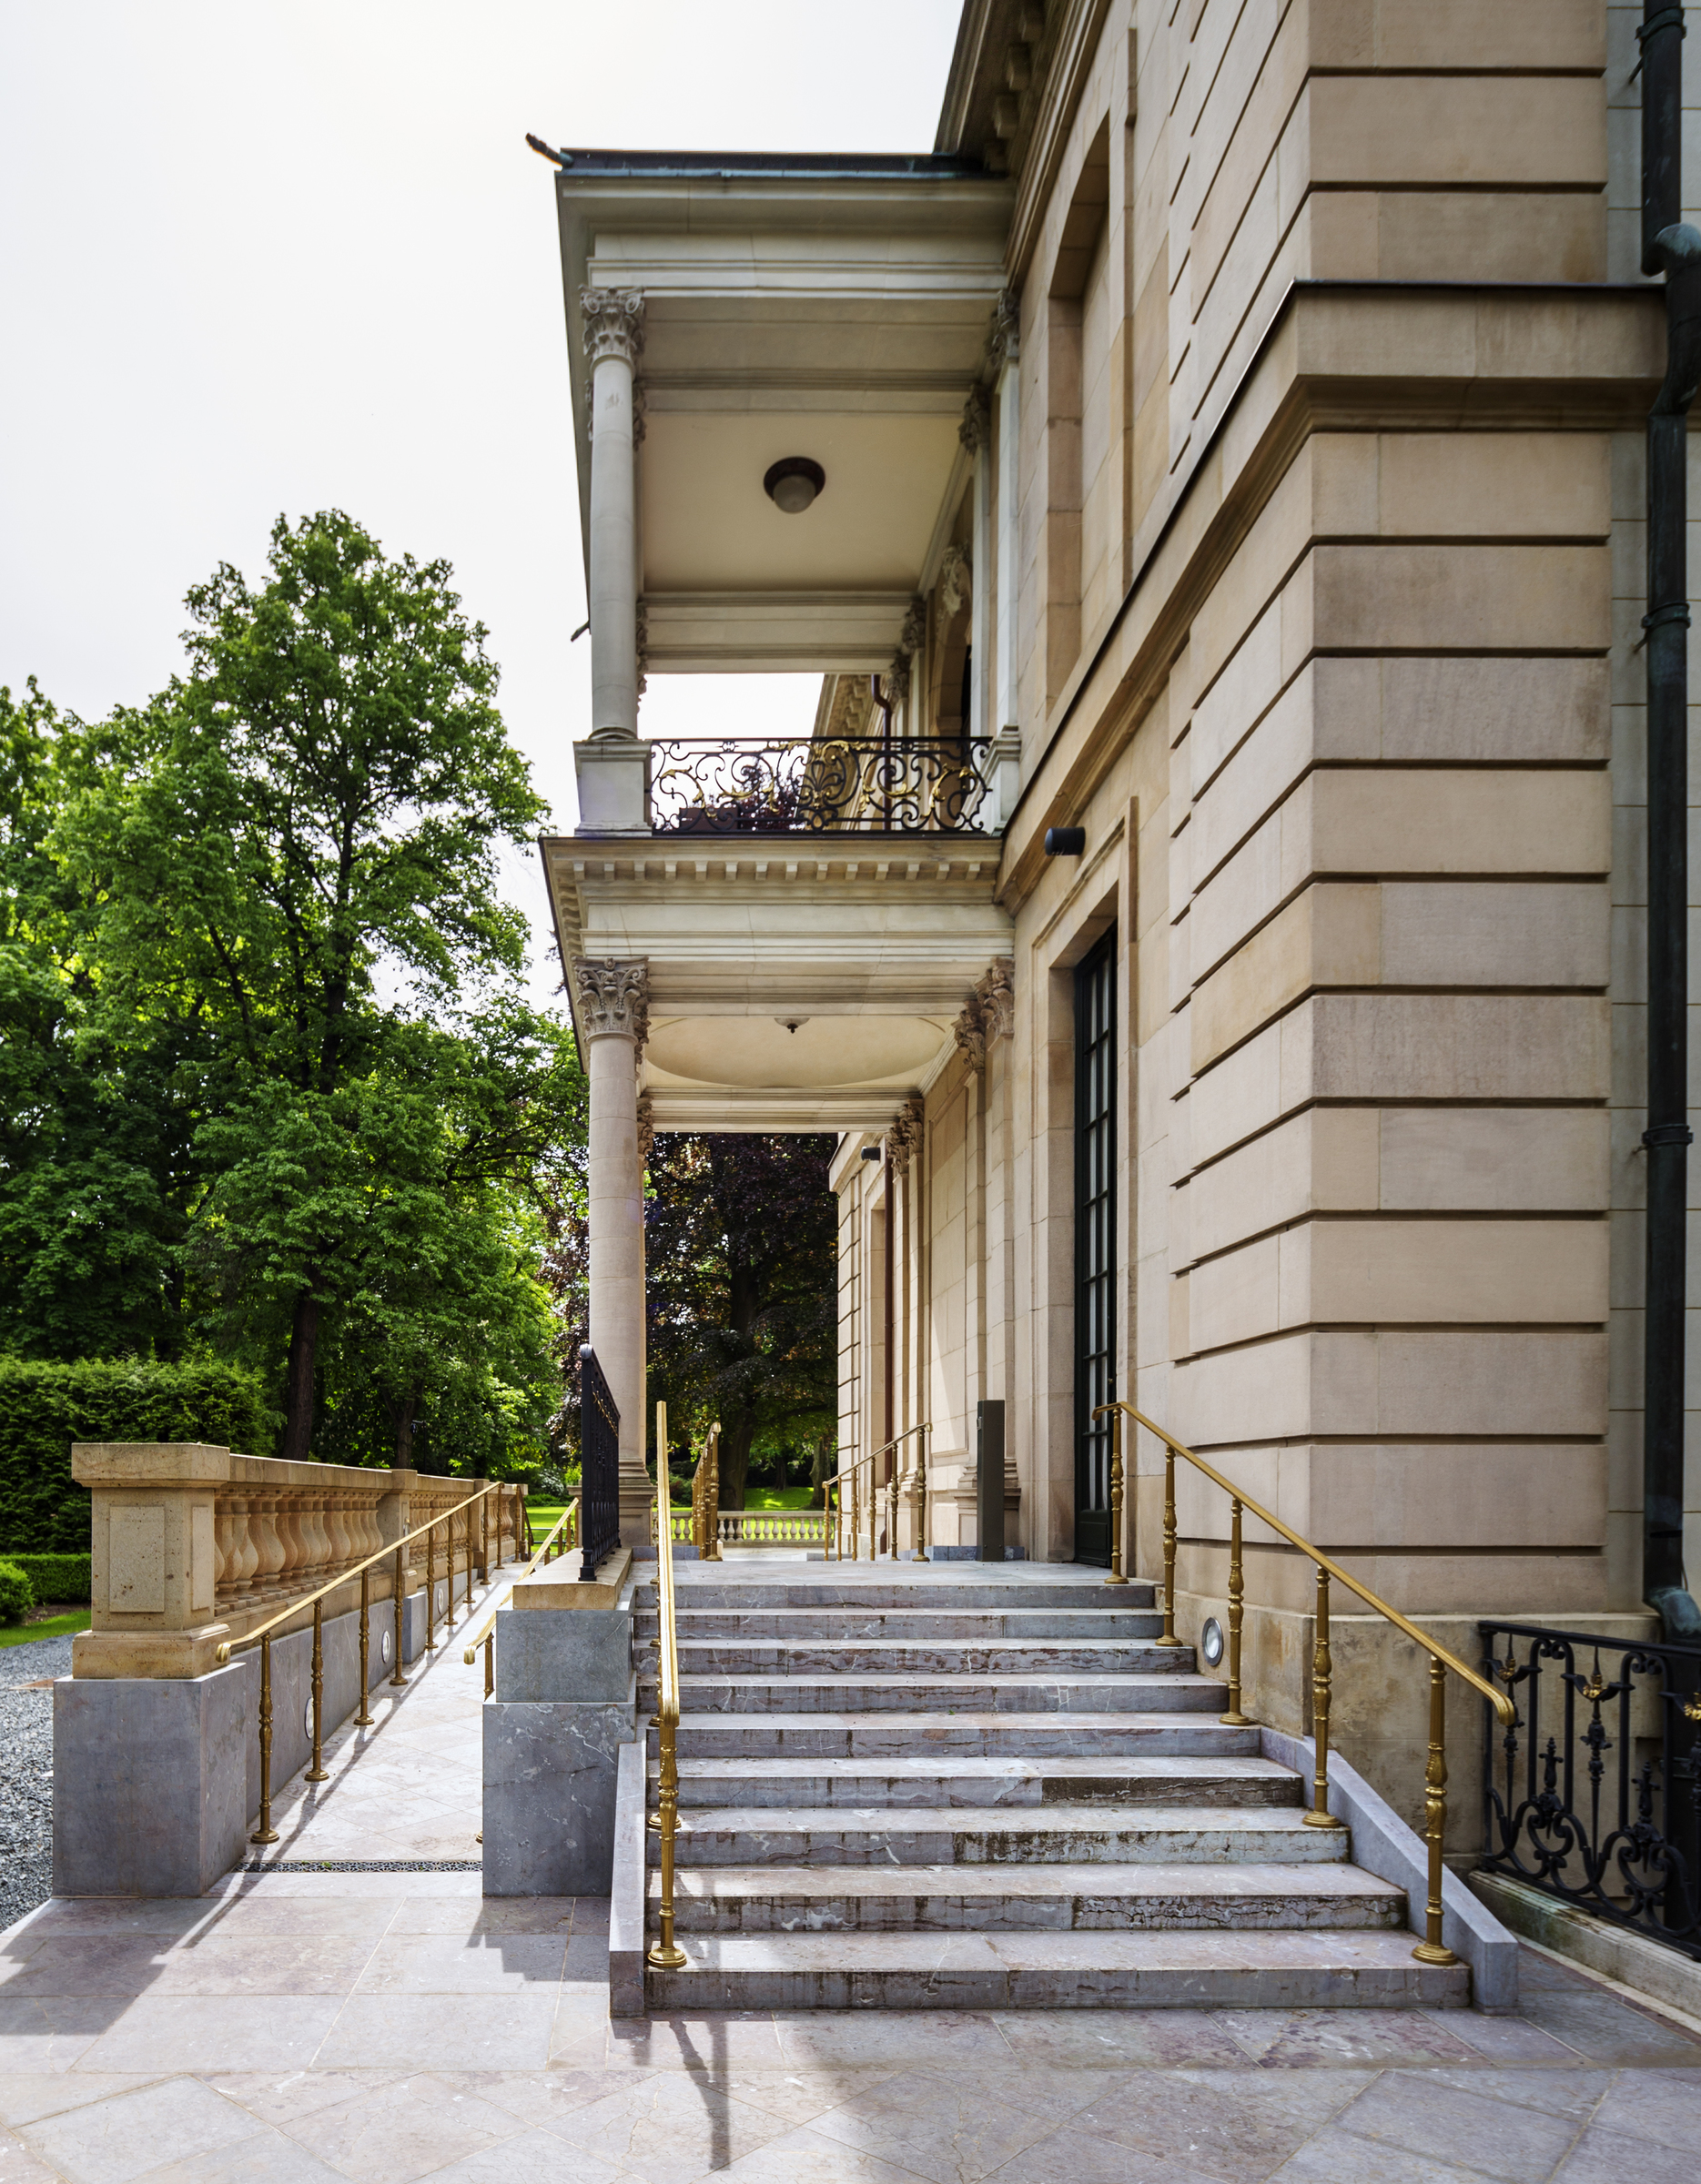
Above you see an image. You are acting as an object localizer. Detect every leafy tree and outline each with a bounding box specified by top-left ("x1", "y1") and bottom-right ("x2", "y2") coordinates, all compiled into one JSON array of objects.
[
  {"x1": 58, "y1": 512, "x2": 546, "y2": 1458},
  {"x1": 643, "y1": 1134, "x2": 837, "y2": 1507},
  {"x1": 0, "y1": 682, "x2": 197, "y2": 1359}
]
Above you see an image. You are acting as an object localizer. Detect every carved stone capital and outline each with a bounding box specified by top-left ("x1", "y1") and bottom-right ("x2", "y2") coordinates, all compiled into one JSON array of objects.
[
  {"x1": 938, "y1": 545, "x2": 971, "y2": 620},
  {"x1": 958, "y1": 387, "x2": 991, "y2": 454},
  {"x1": 956, "y1": 956, "x2": 1015, "y2": 1070},
  {"x1": 572, "y1": 957, "x2": 649, "y2": 1045},
  {"x1": 635, "y1": 1093, "x2": 654, "y2": 1164},
  {"x1": 635, "y1": 596, "x2": 649, "y2": 701},
  {"x1": 897, "y1": 595, "x2": 926, "y2": 657},
  {"x1": 580, "y1": 287, "x2": 645, "y2": 370},
  {"x1": 978, "y1": 956, "x2": 1015, "y2": 1045},
  {"x1": 886, "y1": 1096, "x2": 925, "y2": 1176},
  {"x1": 988, "y1": 288, "x2": 1021, "y2": 371}
]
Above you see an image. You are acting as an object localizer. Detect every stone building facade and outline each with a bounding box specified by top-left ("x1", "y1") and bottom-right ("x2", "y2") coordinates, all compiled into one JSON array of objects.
[{"x1": 539, "y1": 2, "x2": 1697, "y2": 1833}]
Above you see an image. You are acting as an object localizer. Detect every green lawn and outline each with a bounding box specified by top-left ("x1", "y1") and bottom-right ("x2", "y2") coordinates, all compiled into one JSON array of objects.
[
  {"x1": 522, "y1": 1482, "x2": 818, "y2": 1539},
  {"x1": 2, "y1": 1609, "x2": 91, "y2": 1649}
]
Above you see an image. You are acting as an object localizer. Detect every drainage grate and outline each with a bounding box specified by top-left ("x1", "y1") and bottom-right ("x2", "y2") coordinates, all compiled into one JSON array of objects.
[{"x1": 241, "y1": 1859, "x2": 482, "y2": 1873}]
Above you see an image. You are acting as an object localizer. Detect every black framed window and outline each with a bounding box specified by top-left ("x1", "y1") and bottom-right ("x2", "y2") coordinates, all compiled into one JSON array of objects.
[{"x1": 1074, "y1": 929, "x2": 1116, "y2": 1567}]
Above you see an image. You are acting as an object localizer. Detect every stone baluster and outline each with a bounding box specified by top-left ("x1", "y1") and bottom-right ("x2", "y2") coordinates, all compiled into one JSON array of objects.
[
  {"x1": 326, "y1": 1492, "x2": 350, "y2": 1573},
  {"x1": 252, "y1": 1494, "x2": 287, "y2": 1601}
]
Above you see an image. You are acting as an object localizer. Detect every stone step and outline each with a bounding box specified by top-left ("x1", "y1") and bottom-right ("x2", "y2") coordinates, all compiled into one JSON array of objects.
[
  {"x1": 648, "y1": 1861, "x2": 1407, "y2": 1934},
  {"x1": 661, "y1": 1638, "x2": 1189, "y2": 1676},
  {"x1": 645, "y1": 1804, "x2": 1352, "y2": 1868},
  {"x1": 660, "y1": 1754, "x2": 1301, "y2": 1809},
  {"x1": 659, "y1": 1582, "x2": 1150, "y2": 1612},
  {"x1": 639, "y1": 1608, "x2": 1167, "y2": 1641},
  {"x1": 642, "y1": 1928, "x2": 1471, "y2": 2011},
  {"x1": 642, "y1": 1673, "x2": 1223, "y2": 1715},
  {"x1": 660, "y1": 1711, "x2": 1261, "y2": 1758}
]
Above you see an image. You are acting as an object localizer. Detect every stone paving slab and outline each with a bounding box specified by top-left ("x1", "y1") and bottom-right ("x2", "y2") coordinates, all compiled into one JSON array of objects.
[{"x1": 11, "y1": 1559, "x2": 1701, "y2": 2179}]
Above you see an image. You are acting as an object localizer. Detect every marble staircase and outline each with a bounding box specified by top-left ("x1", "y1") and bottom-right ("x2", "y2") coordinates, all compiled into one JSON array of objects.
[{"x1": 635, "y1": 1569, "x2": 1470, "y2": 2011}]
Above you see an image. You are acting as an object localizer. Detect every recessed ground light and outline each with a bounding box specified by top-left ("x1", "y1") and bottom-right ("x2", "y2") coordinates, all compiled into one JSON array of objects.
[{"x1": 764, "y1": 457, "x2": 825, "y2": 514}]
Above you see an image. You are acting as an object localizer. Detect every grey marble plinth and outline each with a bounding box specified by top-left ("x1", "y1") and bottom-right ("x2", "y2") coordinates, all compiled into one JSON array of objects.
[
  {"x1": 54, "y1": 1662, "x2": 250, "y2": 1897},
  {"x1": 481, "y1": 1581, "x2": 637, "y2": 1896},
  {"x1": 481, "y1": 1684, "x2": 637, "y2": 1896}
]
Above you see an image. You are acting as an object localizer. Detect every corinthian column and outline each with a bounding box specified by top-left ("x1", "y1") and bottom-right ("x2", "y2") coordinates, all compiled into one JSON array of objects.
[
  {"x1": 581, "y1": 288, "x2": 644, "y2": 740},
  {"x1": 573, "y1": 956, "x2": 651, "y2": 1543}
]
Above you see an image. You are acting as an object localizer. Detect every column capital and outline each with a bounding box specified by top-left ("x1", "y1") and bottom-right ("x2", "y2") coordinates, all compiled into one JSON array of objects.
[
  {"x1": 953, "y1": 956, "x2": 1014, "y2": 1071},
  {"x1": 572, "y1": 957, "x2": 649, "y2": 1046},
  {"x1": 580, "y1": 287, "x2": 645, "y2": 369},
  {"x1": 958, "y1": 386, "x2": 991, "y2": 454},
  {"x1": 988, "y1": 288, "x2": 1020, "y2": 370},
  {"x1": 938, "y1": 545, "x2": 971, "y2": 619},
  {"x1": 886, "y1": 1096, "x2": 924, "y2": 1176}
]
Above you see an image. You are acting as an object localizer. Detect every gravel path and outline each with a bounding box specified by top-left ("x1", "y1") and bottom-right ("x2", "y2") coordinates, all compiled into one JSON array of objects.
[{"x1": 0, "y1": 1633, "x2": 71, "y2": 1933}]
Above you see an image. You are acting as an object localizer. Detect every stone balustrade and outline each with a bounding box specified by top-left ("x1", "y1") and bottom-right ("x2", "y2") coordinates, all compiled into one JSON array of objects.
[{"x1": 70, "y1": 1443, "x2": 526, "y2": 1679}]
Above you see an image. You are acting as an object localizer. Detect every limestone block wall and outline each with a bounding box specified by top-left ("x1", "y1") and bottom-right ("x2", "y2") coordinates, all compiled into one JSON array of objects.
[{"x1": 1160, "y1": 427, "x2": 1615, "y2": 1617}]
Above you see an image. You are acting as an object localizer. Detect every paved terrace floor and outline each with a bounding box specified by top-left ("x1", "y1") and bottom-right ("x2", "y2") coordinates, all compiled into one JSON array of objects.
[{"x1": 3, "y1": 1553, "x2": 1701, "y2": 2181}]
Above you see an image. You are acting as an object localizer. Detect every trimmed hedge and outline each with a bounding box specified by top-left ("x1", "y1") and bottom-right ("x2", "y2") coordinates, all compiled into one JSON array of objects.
[
  {"x1": 0, "y1": 1359, "x2": 273, "y2": 1555},
  {"x1": 0, "y1": 1559, "x2": 32, "y2": 1623},
  {"x1": 9, "y1": 1552, "x2": 92, "y2": 1603}
]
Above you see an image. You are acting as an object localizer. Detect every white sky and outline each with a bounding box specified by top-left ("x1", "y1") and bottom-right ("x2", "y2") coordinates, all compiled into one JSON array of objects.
[{"x1": 0, "y1": 0, "x2": 962, "y2": 999}]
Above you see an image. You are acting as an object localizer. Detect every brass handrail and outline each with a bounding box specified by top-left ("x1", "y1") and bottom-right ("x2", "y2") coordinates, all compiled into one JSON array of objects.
[
  {"x1": 826, "y1": 1423, "x2": 932, "y2": 1561},
  {"x1": 461, "y1": 1497, "x2": 582, "y2": 1695},
  {"x1": 1096, "y1": 1400, "x2": 1514, "y2": 1969},
  {"x1": 647, "y1": 1400, "x2": 686, "y2": 1971},
  {"x1": 691, "y1": 1422, "x2": 722, "y2": 1561},
  {"x1": 215, "y1": 1478, "x2": 521, "y2": 1845}
]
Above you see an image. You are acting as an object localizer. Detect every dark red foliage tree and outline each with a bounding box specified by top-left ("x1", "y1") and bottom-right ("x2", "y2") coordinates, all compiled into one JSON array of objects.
[{"x1": 645, "y1": 1133, "x2": 836, "y2": 1506}]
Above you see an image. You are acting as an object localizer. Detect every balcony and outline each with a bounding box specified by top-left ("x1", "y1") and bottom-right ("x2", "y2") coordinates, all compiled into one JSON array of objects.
[
  {"x1": 572, "y1": 729, "x2": 1017, "y2": 840},
  {"x1": 649, "y1": 733, "x2": 995, "y2": 836}
]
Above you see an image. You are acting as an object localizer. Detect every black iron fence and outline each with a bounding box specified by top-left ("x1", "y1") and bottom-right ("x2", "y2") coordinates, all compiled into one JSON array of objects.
[
  {"x1": 1479, "y1": 1619, "x2": 1701, "y2": 1960},
  {"x1": 578, "y1": 1344, "x2": 622, "y2": 1581},
  {"x1": 647, "y1": 735, "x2": 992, "y2": 835}
]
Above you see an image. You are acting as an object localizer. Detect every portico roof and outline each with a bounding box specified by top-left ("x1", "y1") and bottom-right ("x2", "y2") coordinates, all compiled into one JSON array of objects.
[
  {"x1": 542, "y1": 833, "x2": 1011, "y2": 1134},
  {"x1": 549, "y1": 151, "x2": 1013, "y2": 673}
]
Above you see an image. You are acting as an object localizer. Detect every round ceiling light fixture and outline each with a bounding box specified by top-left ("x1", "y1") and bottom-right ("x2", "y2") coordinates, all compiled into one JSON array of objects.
[{"x1": 764, "y1": 456, "x2": 826, "y2": 515}]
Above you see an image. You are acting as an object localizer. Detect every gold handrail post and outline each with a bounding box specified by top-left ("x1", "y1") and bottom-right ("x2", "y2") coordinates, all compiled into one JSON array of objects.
[
  {"x1": 305, "y1": 1597, "x2": 329, "y2": 1782},
  {"x1": 353, "y1": 1565, "x2": 374, "y2": 1726},
  {"x1": 850, "y1": 1459, "x2": 859, "y2": 1560},
  {"x1": 390, "y1": 1541, "x2": 408, "y2": 1686},
  {"x1": 1220, "y1": 1496, "x2": 1250, "y2": 1726},
  {"x1": 1158, "y1": 1433, "x2": 1183, "y2": 1646},
  {"x1": 914, "y1": 1427, "x2": 929, "y2": 1561},
  {"x1": 1097, "y1": 1405, "x2": 1128, "y2": 1586},
  {"x1": 484, "y1": 1630, "x2": 494, "y2": 1700},
  {"x1": 250, "y1": 1632, "x2": 278, "y2": 1844},
  {"x1": 425, "y1": 1517, "x2": 437, "y2": 1651},
  {"x1": 704, "y1": 1421, "x2": 722, "y2": 1562},
  {"x1": 1413, "y1": 1656, "x2": 1459, "y2": 1966},
  {"x1": 887, "y1": 1454, "x2": 898, "y2": 1561},
  {"x1": 1302, "y1": 1562, "x2": 1344, "y2": 1829},
  {"x1": 648, "y1": 1398, "x2": 687, "y2": 1972},
  {"x1": 480, "y1": 1490, "x2": 490, "y2": 1585}
]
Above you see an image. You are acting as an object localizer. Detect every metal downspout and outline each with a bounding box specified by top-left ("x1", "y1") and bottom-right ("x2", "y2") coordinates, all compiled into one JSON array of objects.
[{"x1": 1640, "y1": 2, "x2": 1701, "y2": 1640}]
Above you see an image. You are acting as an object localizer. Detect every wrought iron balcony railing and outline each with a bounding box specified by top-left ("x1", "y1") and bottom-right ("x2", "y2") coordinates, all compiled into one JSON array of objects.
[
  {"x1": 1480, "y1": 1619, "x2": 1701, "y2": 1961},
  {"x1": 648, "y1": 734, "x2": 993, "y2": 835}
]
